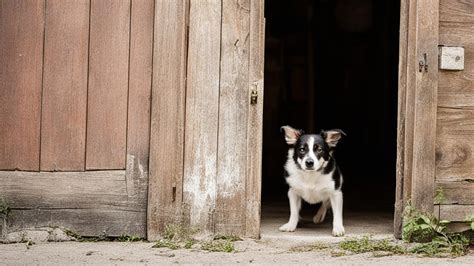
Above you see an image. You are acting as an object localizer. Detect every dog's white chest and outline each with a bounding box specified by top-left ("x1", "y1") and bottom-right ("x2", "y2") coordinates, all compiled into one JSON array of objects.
[{"x1": 286, "y1": 172, "x2": 334, "y2": 204}]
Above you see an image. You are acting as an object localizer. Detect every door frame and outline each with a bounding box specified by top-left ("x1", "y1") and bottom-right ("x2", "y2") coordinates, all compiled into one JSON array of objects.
[{"x1": 394, "y1": 0, "x2": 439, "y2": 238}]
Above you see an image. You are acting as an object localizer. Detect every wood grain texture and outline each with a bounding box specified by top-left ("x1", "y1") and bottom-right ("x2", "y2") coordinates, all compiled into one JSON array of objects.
[
  {"x1": 439, "y1": 205, "x2": 474, "y2": 221},
  {"x1": 436, "y1": 107, "x2": 474, "y2": 182},
  {"x1": 40, "y1": 0, "x2": 89, "y2": 171},
  {"x1": 438, "y1": 22, "x2": 474, "y2": 108},
  {"x1": 401, "y1": 0, "x2": 418, "y2": 210},
  {"x1": 245, "y1": 0, "x2": 265, "y2": 238},
  {"x1": 436, "y1": 181, "x2": 474, "y2": 205},
  {"x1": 183, "y1": 0, "x2": 222, "y2": 235},
  {"x1": 410, "y1": 0, "x2": 439, "y2": 213},
  {"x1": 440, "y1": 0, "x2": 474, "y2": 23},
  {"x1": 0, "y1": 171, "x2": 145, "y2": 237},
  {"x1": 0, "y1": 0, "x2": 44, "y2": 170},
  {"x1": 147, "y1": 0, "x2": 189, "y2": 240},
  {"x1": 214, "y1": 0, "x2": 250, "y2": 236},
  {"x1": 125, "y1": 0, "x2": 154, "y2": 221},
  {"x1": 394, "y1": 0, "x2": 409, "y2": 239},
  {"x1": 86, "y1": 0, "x2": 130, "y2": 170}
]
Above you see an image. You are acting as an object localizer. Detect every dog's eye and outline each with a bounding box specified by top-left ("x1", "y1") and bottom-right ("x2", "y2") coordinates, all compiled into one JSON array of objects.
[
  {"x1": 315, "y1": 148, "x2": 323, "y2": 153},
  {"x1": 298, "y1": 147, "x2": 305, "y2": 153}
]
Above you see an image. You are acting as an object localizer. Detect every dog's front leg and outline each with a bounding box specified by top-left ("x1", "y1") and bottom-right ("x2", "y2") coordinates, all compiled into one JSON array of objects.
[
  {"x1": 329, "y1": 191, "x2": 345, "y2": 236},
  {"x1": 279, "y1": 188, "x2": 301, "y2": 232}
]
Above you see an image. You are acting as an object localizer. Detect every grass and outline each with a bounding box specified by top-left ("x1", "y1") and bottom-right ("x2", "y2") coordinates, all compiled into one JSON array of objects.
[
  {"x1": 201, "y1": 239, "x2": 235, "y2": 252},
  {"x1": 151, "y1": 224, "x2": 239, "y2": 253},
  {"x1": 338, "y1": 235, "x2": 406, "y2": 255},
  {"x1": 117, "y1": 234, "x2": 144, "y2": 242},
  {"x1": 289, "y1": 242, "x2": 329, "y2": 252},
  {"x1": 0, "y1": 198, "x2": 10, "y2": 217}
]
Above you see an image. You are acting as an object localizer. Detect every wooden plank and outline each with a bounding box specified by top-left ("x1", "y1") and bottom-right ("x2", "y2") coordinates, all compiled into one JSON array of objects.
[
  {"x1": 86, "y1": 0, "x2": 130, "y2": 170},
  {"x1": 436, "y1": 107, "x2": 474, "y2": 182},
  {"x1": 402, "y1": 0, "x2": 419, "y2": 210},
  {"x1": 40, "y1": 0, "x2": 89, "y2": 171},
  {"x1": 215, "y1": 0, "x2": 250, "y2": 236},
  {"x1": 440, "y1": 0, "x2": 474, "y2": 23},
  {"x1": 0, "y1": 170, "x2": 145, "y2": 237},
  {"x1": 125, "y1": 0, "x2": 154, "y2": 214},
  {"x1": 8, "y1": 209, "x2": 144, "y2": 237},
  {"x1": 436, "y1": 181, "x2": 474, "y2": 205},
  {"x1": 410, "y1": 0, "x2": 439, "y2": 213},
  {"x1": 147, "y1": 0, "x2": 189, "y2": 240},
  {"x1": 245, "y1": 0, "x2": 265, "y2": 238},
  {"x1": 183, "y1": 0, "x2": 222, "y2": 235},
  {"x1": 438, "y1": 22, "x2": 474, "y2": 108},
  {"x1": 439, "y1": 205, "x2": 474, "y2": 222},
  {"x1": 394, "y1": 0, "x2": 409, "y2": 239},
  {"x1": 0, "y1": 0, "x2": 44, "y2": 170}
]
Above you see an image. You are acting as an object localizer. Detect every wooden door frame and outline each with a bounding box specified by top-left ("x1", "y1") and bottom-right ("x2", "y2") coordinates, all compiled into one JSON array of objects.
[{"x1": 394, "y1": 0, "x2": 439, "y2": 238}]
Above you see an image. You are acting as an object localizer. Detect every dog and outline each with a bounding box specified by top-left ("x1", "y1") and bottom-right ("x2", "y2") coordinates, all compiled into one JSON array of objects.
[{"x1": 279, "y1": 125, "x2": 346, "y2": 236}]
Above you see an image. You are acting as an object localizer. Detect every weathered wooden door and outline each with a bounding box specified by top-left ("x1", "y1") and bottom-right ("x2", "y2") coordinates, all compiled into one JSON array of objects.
[
  {"x1": 0, "y1": 0, "x2": 153, "y2": 237},
  {"x1": 395, "y1": 0, "x2": 474, "y2": 237},
  {"x1": 147, "y1": 0, "x2": 265, "y2": 239}
]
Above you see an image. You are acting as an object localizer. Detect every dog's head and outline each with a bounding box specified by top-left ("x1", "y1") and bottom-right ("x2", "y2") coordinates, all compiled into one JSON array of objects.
[{"x1": 281, "y1": 125, "x2": 345, "y2": 171}]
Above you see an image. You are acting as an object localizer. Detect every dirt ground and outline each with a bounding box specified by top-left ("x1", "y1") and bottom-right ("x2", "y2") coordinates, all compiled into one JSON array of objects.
[{"x1": 1, "y1": 238, "x2": 473, "y2": 265}]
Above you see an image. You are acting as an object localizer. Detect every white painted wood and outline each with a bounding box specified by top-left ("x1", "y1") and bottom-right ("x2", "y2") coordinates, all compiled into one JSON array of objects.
[{"x1": 439, "y1": 46, "x2": 464, "y2": 70}]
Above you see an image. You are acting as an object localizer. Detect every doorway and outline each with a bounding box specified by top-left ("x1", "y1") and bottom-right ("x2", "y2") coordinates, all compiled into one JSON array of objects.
[{"x1": 261, "y1": 0, "x2": 400, "y2": 237}]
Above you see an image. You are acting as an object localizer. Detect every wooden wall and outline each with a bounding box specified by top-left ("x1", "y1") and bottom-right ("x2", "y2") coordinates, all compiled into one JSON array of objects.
[
  {"x1": 436, "y1": 0, "x2": 474, "y2": 222},
  {"x1": 0, "y1": 0, "x2": 153, "y2": 237}
]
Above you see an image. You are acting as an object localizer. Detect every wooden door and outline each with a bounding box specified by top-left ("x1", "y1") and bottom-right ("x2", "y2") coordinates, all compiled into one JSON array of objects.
[
  {"x1": 0, "y1": 0, "x2": 153, "y2": 237},
  {"x1": 147, "y1": 0, "x2": 265, "y2": 239},
  {"x1": 395, "y1": 0, "x2": 474, "y2": 237}
]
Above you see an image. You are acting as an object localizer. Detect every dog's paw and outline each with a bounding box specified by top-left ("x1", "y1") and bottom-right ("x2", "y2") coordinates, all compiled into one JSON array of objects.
[
  {"x1": 332, "y1": 225, "x2": 345, "y2": 237},
  {"x1": 279, "y1": 222, "x2": 297, "y2": 232},
  {"x1": 313, "y1": 211, "x2": 326, "y2": 224}
]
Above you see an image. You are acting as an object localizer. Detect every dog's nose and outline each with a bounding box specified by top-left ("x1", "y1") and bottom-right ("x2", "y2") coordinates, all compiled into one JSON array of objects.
[{"x1": 305, "y1": 159, "x2": 314, "y2": 168}]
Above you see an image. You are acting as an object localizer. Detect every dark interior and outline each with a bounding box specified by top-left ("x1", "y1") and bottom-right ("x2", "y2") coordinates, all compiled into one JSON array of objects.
[{"x1": 262, "y1": 0, "x2": 400, "y2": 213}]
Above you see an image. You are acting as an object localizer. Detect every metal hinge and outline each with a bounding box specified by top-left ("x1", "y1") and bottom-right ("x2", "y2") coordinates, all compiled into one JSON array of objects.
[
  {"x1": 250, "y1": 86, "x2": 258, "y2": 105},
  {"x1": 419, "y1": 53, "x2": 428, "y2": 72}
]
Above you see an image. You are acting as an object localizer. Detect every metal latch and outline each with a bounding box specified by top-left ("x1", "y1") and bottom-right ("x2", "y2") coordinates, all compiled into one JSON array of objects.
[
  {"x1": 250, "y1": 87, "x2": 258, "y2": 105},
  {"x1": 419, "y1": 53, "x2": 428, "y2": 72}
]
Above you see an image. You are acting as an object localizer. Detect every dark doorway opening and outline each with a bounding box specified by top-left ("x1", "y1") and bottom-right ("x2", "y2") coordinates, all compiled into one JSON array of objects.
[{"x1": 261, "y1": 0, "x2": 400, "y2": 235}]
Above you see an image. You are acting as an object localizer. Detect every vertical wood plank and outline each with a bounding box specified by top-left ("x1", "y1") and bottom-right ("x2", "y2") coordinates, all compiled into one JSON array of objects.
[
  {"x1": 0, "y1": 0, "x2": 44, "y2": 170},
  {"x1": 183, "y1": 0, "x2": 222, "y2": 234},
  {"x1": 411, "y1": 0, "x2": 439, "y2": 213},
  {"x1": 40, "y1": 0, "x2": 89, "y2": 171},
  {"x1": 215, "y1": 0, "x2": 250, "y2": 235},
  {"x1": 125, "y1": 0, "x2": 154, "y2": 234},
  {"x1": 394, "y1": 0, "x2": 409, "y2": 239},
  {"x1": 86, "y1": 0, "x2": 130, "y2": 170},
  {"x1": 245, "y1": 0, "x2": 265, "y2": 238},
  {"x1": 147, "y1": 0, "x2": 189, "y2": 240},
  {"x1": 402, "y1": 0, "x2": 418, "y2": 212}
]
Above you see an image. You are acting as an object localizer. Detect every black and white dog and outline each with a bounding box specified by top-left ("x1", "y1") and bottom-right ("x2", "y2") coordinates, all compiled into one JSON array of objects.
[{"x1": 279, "y1": 125, "x2": 346, "y2": 236}]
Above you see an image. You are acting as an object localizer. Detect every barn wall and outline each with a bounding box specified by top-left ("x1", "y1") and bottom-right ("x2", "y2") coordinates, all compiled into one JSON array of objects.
[
  {"x1": 0, "y1": 0, "x2": 153, "y2": 237},
  {"x1": 435, "y1": 0, "x2": 474, "y2": 222}
]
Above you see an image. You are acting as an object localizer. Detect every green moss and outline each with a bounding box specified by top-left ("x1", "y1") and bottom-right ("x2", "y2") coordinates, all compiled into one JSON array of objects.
[
  {"x1": 0, "y1": 198, "x2": 10, "y2": 217},
  {"x1": 338, "y1": 236, "x2": 406, "y2": 255},
  {"x1": 152, "y1": 224, "x2": 239, "y2": 252},
  {"x1": 289, "y1": 242, "x2": 329, "y2": 252},
  {"x1": 117, "y1": 234, "x2": 144, "y2": 242},
  {"x1": 201, "y1": 239, "x2": 235, "y2": 253}
]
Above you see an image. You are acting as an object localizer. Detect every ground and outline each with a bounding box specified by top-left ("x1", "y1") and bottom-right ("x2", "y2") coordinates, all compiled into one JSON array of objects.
[
  {"x1": 2, "y1": 205, "x2": 472, "y2": 265},
  {"x1": 2, "y1": 239, "x2": 473, "y2": 265}
]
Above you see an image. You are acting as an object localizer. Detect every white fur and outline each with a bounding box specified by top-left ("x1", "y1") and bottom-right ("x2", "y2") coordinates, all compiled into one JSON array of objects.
[{"x1": 279, "y1": 149, "x2": 345, "y2": 236}]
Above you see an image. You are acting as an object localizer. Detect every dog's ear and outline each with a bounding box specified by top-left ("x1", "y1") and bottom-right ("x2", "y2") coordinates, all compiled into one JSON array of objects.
[
  {"x1": 280, "y1": 125, "x2": 304, "y2": 145},
  {"x1": 321, "y1": 129, "x2": 346, "y2": 148}
]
